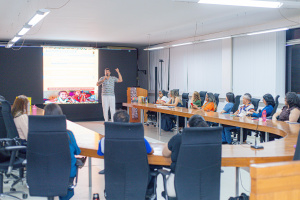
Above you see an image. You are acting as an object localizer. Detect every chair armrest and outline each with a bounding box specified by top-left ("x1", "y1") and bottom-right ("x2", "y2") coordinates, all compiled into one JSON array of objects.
[{"x1": 5, "y1": 146, "x2": 27, "y2": 151}]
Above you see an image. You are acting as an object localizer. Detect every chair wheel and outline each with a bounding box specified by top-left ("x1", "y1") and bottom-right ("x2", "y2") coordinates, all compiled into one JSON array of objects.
[
  {"x1": 23, "y1": 193, "x2": 28, "y2": 199},
  {"x1": 10, "y1": 188, "x2": 16, "y2": 192},
  {"x1": 147, "y1": 124, "x2": 149, "y2": 126},
  {"x1": 154, "y1": 125, "x2": 156, "y2": 127},
  {"x1": 4, "y1": 181, "x2": 8, "y2": 184}
]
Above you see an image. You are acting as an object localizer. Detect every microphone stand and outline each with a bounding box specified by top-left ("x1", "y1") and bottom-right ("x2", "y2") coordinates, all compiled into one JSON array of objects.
[{"x1": 251, "y1": 131, "x2": 264, "y2": 149}]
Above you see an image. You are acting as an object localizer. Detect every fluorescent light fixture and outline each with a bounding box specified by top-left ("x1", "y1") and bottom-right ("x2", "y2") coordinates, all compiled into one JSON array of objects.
[
  {"x1": 28, "y1": 9, "x2": 50, "y2": 26},
  {"x1": 171, "y1": 42, "x2": 193, "y2": 47},
  {"x1": 247, "y1": 27, "x2": 288, "y2": 35},
  {"x1": 11, "y1": 36, "x2": 21, "y2": 43},
  {"x1": 5, "y1": 42, "x2": 14, "y2": 48},
  {"x1": 18, "y1": 26, "x2": 31, "y2": 36},
  {"x1": 198, "y1": 0, "x2": 283, "y2": 8},
  {"x1": 202, "y1": 36, "x2": 231, "y2": 42},
  {"x1": 6, "y1": 9, "x2": 50, "y2": 48},
  {"x1": 144, "y1": 46, "x2": 165, "y2": 51}
]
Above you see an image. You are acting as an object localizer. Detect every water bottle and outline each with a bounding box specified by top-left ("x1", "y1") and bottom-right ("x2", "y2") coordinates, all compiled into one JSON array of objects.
[
  {"x1": 262, "y1": 109, "x2": 267, "y2": 122},
  {"x1": 93, "y1": 193, "x2": 100, "y2": 200},
  {"x1": 32, "y1": 105, "x2": 37, "y2": 115}
]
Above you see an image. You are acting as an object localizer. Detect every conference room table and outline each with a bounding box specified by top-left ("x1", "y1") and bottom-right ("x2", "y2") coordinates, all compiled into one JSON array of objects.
[
  {"x1": 34, "y1": 103, "x2": 300, "y2": 196},
  {"x1": 122, "y1": 102, "x2": 300, "y2": 195}
]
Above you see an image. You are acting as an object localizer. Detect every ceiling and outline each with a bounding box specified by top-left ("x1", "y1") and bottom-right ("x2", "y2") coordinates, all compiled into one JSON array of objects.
[{"x1": 0, "y1": 0, "x2": 300, "y2": 47}]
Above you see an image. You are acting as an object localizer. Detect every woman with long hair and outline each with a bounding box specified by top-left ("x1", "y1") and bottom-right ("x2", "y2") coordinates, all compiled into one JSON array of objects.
[
  {"x1": 250, "y1": 94, "x2": 275, "y2": 117},
  {"x1": 273, "y1": 92, "x2": 300, "y2": 122},
  {"x1": 198, "y1": 92, "x2": 217, "y2": 112},
  {"x1": 161, "y1": 90, "x2": 183, "y2": 132},
  {"x1": 190, "y1": 91, "x2": 201, "y2": 108},
  {"x1": 12, "y1": 95, "x2": 29, "y2": 140},
  {"x1": 44, "y1": 103, "x2": 81, "y2": 200},
  {"x1": 220, "y1": 92, "x2": 235, "y2": 114}
]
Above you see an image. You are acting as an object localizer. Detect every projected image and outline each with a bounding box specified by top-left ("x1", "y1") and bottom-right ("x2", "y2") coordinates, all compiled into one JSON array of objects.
[{"x1": 43, "y1": 47, "x2": 99, "y2": 104}]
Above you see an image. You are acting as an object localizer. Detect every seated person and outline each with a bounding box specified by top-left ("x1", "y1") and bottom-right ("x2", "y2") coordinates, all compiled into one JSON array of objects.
[
  {"x1": 161, "y1": 90, "x2": 183, "y2": 131},
  {"x1": 250, "y1": 94, "x2": 274, "y2": 118},
  {"x1": 220, "y1": 92, "x2": 235, "y2": 114},
  {"x1": 273, "y1": 92, "x2": 300, "y2": 123},
  {"x1": 192, "y1": 92, "x2": 217, "y2": 112},
  {"x1": 222, "y1": 93, "x2": 254, "y2": 144},
  {"x1": 156, "y1": 90, "x2": 169, "y2": 104},
  {"x1": 234, "y1": 93, "x2": 254, "y2": 117},
  {"x1": 56, "y1": 91, "x2": 75, "y2": 103},
  {"x1": 44, "y1": 103, "x2": 81, "y2": 200},
  {"x1": 162, "y1": 115, "x2": 209, "y2": 198},
  {"x1": 11, "y1": 95, "x2": 29, "y2": 141},
  {"x1": 190, "y1": 91, "x2": 201, "y2": 108},
  {"x1": 97, "y1": 110, "x2": 154, "y2": 155}
]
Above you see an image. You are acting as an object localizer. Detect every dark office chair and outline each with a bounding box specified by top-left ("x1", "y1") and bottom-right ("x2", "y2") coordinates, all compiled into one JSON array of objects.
[
  {"x1": 251, "y1": 98, "x2": 260, "y2": 111},
  {"x1": 0, "y1": 138, "x2": 27, "y2": 199},
  {"x1": 104, "y1": 122, "x2": 151, "y2": 200},
  {"x1": 181, "y1": 93, "x2": 189, "y2": 108},
  {"x1": 293, "y1": 130, "x2": 300, "y2": 161},
  {"x1": 214, "y1": 93, "x2": 220, "y2": 107},
  {"x1": 231, "y1": 95, "x2": 241, "y2": 113},
  {"x1": 159, "y1": 127, "x2": 222, "y2": 200},
  {"x1": 27, "y1": 115, "x2": 71, "y2": 200},
  {"x1": 1, "y1": 101, "x2": 19, "y2": 139},
  {"x1": 269, "y1": 95, "x2": 280, "y2": 117},
  {"x1": 199, "y1": 91, "x2": 207, "y2": 106},
  {"x1": 0, "y1": 104, "x2": 7, "y2": 138}
]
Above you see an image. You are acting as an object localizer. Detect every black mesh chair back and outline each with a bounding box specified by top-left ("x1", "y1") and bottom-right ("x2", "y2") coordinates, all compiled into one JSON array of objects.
[
  {"x1": 182, "y1": 93, "x2": 189, "y2": 108},
  {"x1": 270, "y1": 95, "x2": 280, "y2": 116},
  {"x1": 104, "y1": 122, "x2": 149, "y2": 200},
  {"x1": 232, "y1": 95, "x2": 241, "y2": 113},
  {"x1": 0, "y1": 103, "x2": 7, "y2": 138},
  {"x1": 174, "y1": 127, "x2": 222, "y2": 200},
  {"x1": 199, "y1": 91, "x2": 207, "y2": 106},
  {"x1": 251, "y1": 98, "x2": 260, "y2": 111},
  {"x1": 27, "y1": 115, "x2": 71, "y2": 197},
  {"x1": 214, "y1": 93, "x2": 220, "y2": 107},
  {"x1": 1, "y1": 101, "x2": 19, "y2": 139},
  {"x1": 293, "y1": 130, "x2": 300, "y2": 161}
]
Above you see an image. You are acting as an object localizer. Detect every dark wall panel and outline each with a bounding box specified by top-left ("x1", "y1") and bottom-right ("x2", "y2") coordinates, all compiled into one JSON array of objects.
[
  {"x1": 99, "y1": 49, "x2": 137, "y2": 103},
  {"x1": 0, "y1": 47, "x2": 43, "y2": 104},
  {"x1": 0, "y1": 47, "x2": 137, "y2": 121}
]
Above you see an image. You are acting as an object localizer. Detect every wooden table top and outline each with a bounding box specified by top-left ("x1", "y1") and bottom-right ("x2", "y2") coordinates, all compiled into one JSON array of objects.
[
  {"x1": 122, "y1": 103, "x2": 300, "y2": 167},
  {"x1": 33, "y1": 104, "x2": 300, "y2": 167}
]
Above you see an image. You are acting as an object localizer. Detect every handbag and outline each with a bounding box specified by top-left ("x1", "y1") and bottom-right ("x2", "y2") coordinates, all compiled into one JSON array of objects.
[{"x1": 229, "y1": 193, "x2": 249, "y2": 200}]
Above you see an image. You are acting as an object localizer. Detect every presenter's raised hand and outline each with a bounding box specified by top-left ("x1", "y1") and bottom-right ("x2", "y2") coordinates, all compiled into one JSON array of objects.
[{"x1": 115, "y1": 68, "x2": 120, "y2": 73}]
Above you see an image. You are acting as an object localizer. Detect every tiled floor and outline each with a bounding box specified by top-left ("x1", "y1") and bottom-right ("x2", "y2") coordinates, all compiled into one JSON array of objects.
[{"x1": 3, "y1": 121, "x2": 252, "y2": 200}]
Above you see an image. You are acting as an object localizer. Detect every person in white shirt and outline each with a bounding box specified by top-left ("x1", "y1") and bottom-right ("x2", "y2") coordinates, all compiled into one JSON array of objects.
[
  {"x1": 234, "y1": 93, "x2": 255, "y2": 117},
  {"x1": 156, "y1": 90, "x2": 169, "y2": 104},
  {"x1": 11, "y1": 95, "x2": 29, "y2": 140}
]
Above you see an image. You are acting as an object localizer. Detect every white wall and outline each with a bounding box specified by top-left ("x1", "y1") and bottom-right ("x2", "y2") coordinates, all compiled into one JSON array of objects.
[{"x1": 149, "y1": 31, "x2": 286, "y2": 101}]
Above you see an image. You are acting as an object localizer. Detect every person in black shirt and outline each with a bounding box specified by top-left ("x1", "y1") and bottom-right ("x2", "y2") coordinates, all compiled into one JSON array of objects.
[{"x1": 162, "y1": 114, "x2": 209, "y2": 197}]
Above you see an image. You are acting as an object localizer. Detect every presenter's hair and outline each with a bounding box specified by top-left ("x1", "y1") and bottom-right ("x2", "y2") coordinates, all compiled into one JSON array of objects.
[
  {"x1": 11, "y1": 95, "x2": 29, "y2": 118},
  {"x1": 105, "y1": 68, "x2": 110, "y2": 71},
  {"x1": 226, "y1": 92, "x2": 235, "y2": 103},
  {"x1": 44, "y1": 104, "x2": 63, "y2": 115},
  {"x1": 188, "y1": 115, "x2": 209, "y2": 127},
  {"x1": 114, "y1": 110, "x2": 130, "y2": 123}
]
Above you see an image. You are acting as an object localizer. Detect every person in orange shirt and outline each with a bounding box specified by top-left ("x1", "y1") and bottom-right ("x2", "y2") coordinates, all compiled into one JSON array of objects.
[{"x1": 192, "y1": 92, "x2": 217, "y2": 112}]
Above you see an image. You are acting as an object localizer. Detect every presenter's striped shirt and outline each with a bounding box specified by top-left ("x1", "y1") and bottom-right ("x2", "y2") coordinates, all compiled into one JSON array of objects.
[{"x1": 99, "y1": 76, "x2": 118, "y2": 96}]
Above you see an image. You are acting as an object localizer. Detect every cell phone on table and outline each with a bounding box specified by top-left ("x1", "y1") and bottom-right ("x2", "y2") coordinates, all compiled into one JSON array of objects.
[{"x1": 191, "y1": 103, "x2": 194, "y2": 107}]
